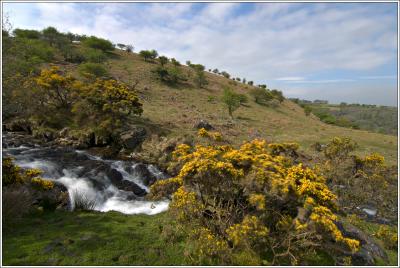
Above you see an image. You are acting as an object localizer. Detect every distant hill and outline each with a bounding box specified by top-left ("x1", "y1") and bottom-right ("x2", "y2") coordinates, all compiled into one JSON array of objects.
[{"x1": 290, "y1": 99, "x2": 397, "y2": 136}]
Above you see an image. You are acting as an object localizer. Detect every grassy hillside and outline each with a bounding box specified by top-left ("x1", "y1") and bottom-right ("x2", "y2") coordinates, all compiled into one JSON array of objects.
[{"x1": 95, "y1": 49, "x2": 397, "y2": 164}]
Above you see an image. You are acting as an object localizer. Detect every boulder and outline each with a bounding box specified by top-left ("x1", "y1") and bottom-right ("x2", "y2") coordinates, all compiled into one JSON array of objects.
[
  {"x1": 336, "y1": 221, "x2": 388, "y2": 265},
  {"x1": 194, "y1": 120, "x2": 214, "y2": 130},
  {"x1": 120, "y1": 127, "x2": 147, "y2": 150},
  {"x1": 105, "y1": 167, "x2": 147, "y2": 196},
  {"x1": 132, "y1": 163, "x2": 158, "y2": 186}
]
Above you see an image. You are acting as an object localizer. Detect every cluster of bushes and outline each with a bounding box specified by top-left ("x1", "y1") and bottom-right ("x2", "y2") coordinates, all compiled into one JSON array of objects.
[
  {"x1": 149, "y1": 137, "x2": 362, "y2": 265},
  {"x1": 2, "y1": 157, "x2": 61, "y2": 226},
  {"x1": 2, "y1": 26, "x2": 117, "y2": 120},
  {"x1": 14, "y1": 66, "x2": 142, "y2": 140},
  {"x1": 315, "y1": 137, "x2": 397, "y2": 222},
  {"x1": 249, "y1": 87, "x2": 284, "y2": 107}
]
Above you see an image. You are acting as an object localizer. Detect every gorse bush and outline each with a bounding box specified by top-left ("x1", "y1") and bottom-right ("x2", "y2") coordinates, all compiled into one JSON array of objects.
[
  {"x1": 319, "y1": 137, "x2": 397, "y2": 222},
  {"x1": 15, "y1": 66, "x2": 143, "y2": 137},
  {"x1": 150, "y1": 139, "x2": 360, "y2": 265}
]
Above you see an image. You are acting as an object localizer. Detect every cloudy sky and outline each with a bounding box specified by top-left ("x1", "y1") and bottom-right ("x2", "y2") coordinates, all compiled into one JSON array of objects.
[{"x1": 3, "y1": 2, "x2": 398, "y2": 106}]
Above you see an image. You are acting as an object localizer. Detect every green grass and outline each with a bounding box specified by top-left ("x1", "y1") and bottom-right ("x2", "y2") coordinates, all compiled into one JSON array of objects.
[{"x1": 3, "y1": 211, "x2": 186, "y2": 266}]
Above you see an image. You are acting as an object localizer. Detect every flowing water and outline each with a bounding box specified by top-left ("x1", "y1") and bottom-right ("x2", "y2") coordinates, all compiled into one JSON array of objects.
[{"x1": 2, "y1": 132, "x2": 170, "y2": 215}]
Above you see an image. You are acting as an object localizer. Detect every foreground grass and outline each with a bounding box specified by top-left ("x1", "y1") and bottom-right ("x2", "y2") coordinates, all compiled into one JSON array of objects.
[
  {"x1": 3, "y1": 211, "x2": 186, "y2": 266},
  {"x1": 3, "y1": 210, "x2": 397, "y2": 266}
]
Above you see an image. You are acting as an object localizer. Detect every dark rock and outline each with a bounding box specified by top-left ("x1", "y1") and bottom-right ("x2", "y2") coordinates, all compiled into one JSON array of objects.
[
  {"x1": 105, "y1": 167, "x2": 146, "y2": 196},
  {"x1": 120, "y1": 127, "x2": 147, "y2": 150},
  {"x1": 4, "y1": 119, "x2": 32, "y2": 134},
  {"x1": 194, "y1": 120, "x2": 214, "y2": 130},
  {"x1": 336, "y1": 221, "x2": 387, "y2": 265},
  {"x1": 94, "y1": 134, "x2": 110, "y2": 147},
  {"x1": 133, "y1": 163, "x2": 157, "y2": 186}
]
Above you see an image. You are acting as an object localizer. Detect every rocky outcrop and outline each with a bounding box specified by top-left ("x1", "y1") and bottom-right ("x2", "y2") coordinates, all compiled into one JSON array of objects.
[
  {"x1": 120, "y1": 126, "x2": 147, "y2": 150},
  {"x1": 194, "y1": 119, "x2": 214, "y2": 130},
  {"x1": 336, "y1": 221, "x2": 388, "y2": 265},
  {"x1": 132, "y1": 163, "x2": 158, "y2": 186},
  {"x1": 3, "y1": 119, "x2": 32, "y2": 134}
]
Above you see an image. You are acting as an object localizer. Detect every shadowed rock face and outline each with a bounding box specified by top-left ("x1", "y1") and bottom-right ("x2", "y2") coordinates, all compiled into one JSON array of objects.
[{"x1": 3, "y1": 132, "x2": 169, "y2": 215}]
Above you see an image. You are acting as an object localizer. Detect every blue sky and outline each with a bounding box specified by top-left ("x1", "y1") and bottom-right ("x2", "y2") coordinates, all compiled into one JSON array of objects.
[{"x1": 3, "y1": 2, "x2": 398, "y2": 106}]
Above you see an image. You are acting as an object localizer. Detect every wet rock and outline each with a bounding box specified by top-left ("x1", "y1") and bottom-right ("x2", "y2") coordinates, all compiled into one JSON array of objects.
[
  {"x1": 361, "y1": 207, "x2": 377, "y2": 217},
  {"x1": 133, "y1": 163, "x2": 158, "y2": 186},
  {"x1": 105, "y1": 167, "x2": 146, "y2": 196},
  {"x1": 120, "y1": 127, "x2": 147, "y2": 150},
  {"x1": 336, "y1": 221, "x2": 387, "y2": 265},
  {"x1": 194, "y1": 119, "x2": 214, "y2": 130}
]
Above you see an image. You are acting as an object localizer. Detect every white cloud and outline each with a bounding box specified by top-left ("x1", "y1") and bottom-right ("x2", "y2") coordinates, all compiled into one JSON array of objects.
[{"x1": 3, "y1": 2, "x2": 397, "y2": 105}]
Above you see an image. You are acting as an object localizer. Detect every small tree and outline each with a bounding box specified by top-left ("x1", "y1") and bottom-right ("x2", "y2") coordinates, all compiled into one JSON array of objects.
[
  {"x1": 250, "y1": 88, "x2": 273, "y2": 105},
  {"x1": 194, "y1": 69, "x2": 208, "y2": 88},
  {"x1": 126, "y1": 44, "x2": 134, "y2": 53},
  {"x1": 139, "y1": 50, "x2": 152, "y2": 61},
  {"x1": 212, "y1": 68, "x2": 219, "y2": 74},
  {"x1": 171, "y1": 58, "x2": 181, "y2": 66},
  {"x1": 158, "y1": 56, "x2": 169, "y2": 66},
  {"x1": 236, "y1": 77, "x2": 241, "y2": 82},
  {"x1": 222, "y1": 87, "x2": 241, "y2": 118},
  {"x1": 271, "y1": 89, "x2": 284, "y2": 102},
  {"x1": 186, "y1": 60, "x2": 191, "y2": 66},
  {"x1": 82, "y1": 36, "x2": 114, "y2": 52},
  {"x1": 242, "y1": 78, "x2": 246, "y2": 84},
  {"x1": 221, "y1": 71, "x2": 230, "y2": 79},
  {"x1": 258, "y1": 84, "x2": 267, "y2": 89},
  {"x1": 248, "y1": 81, "x2": 254, "y2": 86},
  {"x1": 149, "y1": 49, "x2": 158, "y2": 60}
]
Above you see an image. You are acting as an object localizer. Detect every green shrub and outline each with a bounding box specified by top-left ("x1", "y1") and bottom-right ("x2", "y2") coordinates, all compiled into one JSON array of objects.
[
  {"x1": 13, "y1": 28, "x2": 41, "y2": 39},
  {"x1": 78, "y1": 62, "x2": 108, "y2": 78},
  {"x1": 250, "y1": 88, "x2": 273, "y2": 105},
  {"x1": 82, "y1": 36, "x2": 114, "y2": 52},
  {"x1": 82, "y1": 47, "x2": 107, "y2": 63},
  {"x1": 140, "y1": 49, "x2": 158, "y2": 61},
  {"x1": 222, "y1": 87, "x2": 242, "y2": 118},
  {"x1": 158, "y1": 56, "x2": 169, "y2": 66}
]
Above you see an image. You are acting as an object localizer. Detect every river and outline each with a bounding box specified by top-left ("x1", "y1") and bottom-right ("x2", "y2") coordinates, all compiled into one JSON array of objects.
[{"x1": 2, "y1": 132, "x2": 169, "y2": 215}]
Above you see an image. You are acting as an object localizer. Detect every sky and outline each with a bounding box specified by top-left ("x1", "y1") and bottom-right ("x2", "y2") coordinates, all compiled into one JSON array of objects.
[{"x1": 2, "y1": 2, "x2": 398, "y2": 106}]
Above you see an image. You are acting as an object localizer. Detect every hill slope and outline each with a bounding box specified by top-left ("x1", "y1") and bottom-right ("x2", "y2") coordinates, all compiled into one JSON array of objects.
[{"x1": 89, "y1": 49, "x2": 397, "y2": 164}]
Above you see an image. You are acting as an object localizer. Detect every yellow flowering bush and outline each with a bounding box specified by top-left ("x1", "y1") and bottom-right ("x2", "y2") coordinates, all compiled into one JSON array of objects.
[
  {"x1": 321, "y1": 137, "x2": 396, "y2": 222},
  {"x1": 197, "y1": 128, "x2": 223, "y2": 141},
  {"x1": 2, "y1": 157, "x2": 24, "y2": 186},
  {"x1": 31, "y1": 177, "x2": 55, "y2": 191},
  {"x1": 148, "y1": 177, "x2": 183, "y2": 200},
  {"x1": 375, "y1": 225, "x2": 398, "y2": 250},
  {"x1": 151, "y1": 139, "x2": 360, "y2": 265}
]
